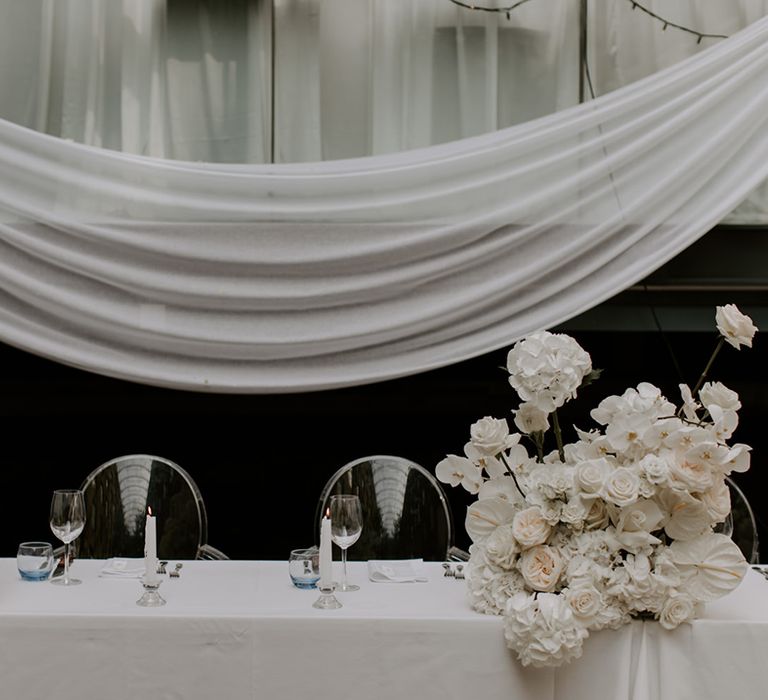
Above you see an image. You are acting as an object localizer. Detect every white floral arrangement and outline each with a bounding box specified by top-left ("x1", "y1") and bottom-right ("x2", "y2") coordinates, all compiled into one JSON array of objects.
[{"x1": 436, "y1": 304, "x2": 758, "y2": 668}]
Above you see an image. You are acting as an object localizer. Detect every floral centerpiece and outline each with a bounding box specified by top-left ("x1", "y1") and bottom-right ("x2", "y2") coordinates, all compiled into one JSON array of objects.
[{"x1": 436, "y1": 304, "x2": 757, "y2": 668}]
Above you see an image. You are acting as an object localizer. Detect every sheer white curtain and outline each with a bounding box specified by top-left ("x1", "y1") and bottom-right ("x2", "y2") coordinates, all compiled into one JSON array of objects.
[
  {"x1": 587, "y1": 0, "x2": 768, "y2": 222},
  {"x1": 275, "y1": 0, "x2": 579, "y2": 161},
  {"x1": 0, "y1": 0, "x2": 270, "y2": 162},
  {"x1": 2, "y1": 15, "x2": 768, "y2": 391}
]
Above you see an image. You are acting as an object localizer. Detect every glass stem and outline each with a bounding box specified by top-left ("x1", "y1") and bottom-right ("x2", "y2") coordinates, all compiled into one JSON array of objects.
[
  {"x1": 341, "y1": 548, "x2": 349, "y2": 589},
  {"x1": 63, "y1": 542, "x2": 70, "y2": 585}
]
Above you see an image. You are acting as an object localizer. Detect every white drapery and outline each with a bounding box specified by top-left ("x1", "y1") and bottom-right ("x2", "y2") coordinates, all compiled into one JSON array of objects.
[{"x1": 1, "y1": 16, "x2": 768, "y2": 392}]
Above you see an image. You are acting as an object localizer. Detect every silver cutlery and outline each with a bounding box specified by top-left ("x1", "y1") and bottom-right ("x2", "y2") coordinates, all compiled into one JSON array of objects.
[
  {"x1": 157, "y1": 561, "x2": 169, "y2": 575},
  {"x1": 169, "y1": 563, "x2": 183, "y2": 578}
]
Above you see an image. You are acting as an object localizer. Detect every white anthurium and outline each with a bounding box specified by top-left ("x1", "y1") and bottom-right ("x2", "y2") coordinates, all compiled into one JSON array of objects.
[
  {"x1": 478, "y1": 477, "x2": 525, "y2": 506},
  {"x1": 436, "y1": 455, "x2": 482, "y2": 494},
  {"x1": 667, "y1": 533, "x2": 747, "y2": 602},
  {"x1": 465, "y1": 497, "x2": 518, "y2": 543},
  {"x1": 660, "y1": 491, "x2": 711, "y2": 541},
  {"x1": 464, "y1": 442, "x2": 506, "y2": 479},
  {"x1": 715, "y1": 304, "x2": 758, "y2": 350}
]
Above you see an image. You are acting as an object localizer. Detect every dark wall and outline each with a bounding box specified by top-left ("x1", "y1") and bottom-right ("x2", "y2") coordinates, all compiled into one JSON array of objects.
[{"x1": 1, "y1": 326, "x2": 765, "y2": 561}]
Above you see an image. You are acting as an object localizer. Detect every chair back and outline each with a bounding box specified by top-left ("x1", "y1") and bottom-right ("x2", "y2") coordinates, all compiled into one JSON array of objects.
[
  {"x1": 723, "y1": 476, "x2": 760, "y2": 564},
  {"x1": 78, "y1": 454, "x2": 213, "y2": 560},
  {"x1": 316, "y1": 455, "x2": 453, "y2": 561}
]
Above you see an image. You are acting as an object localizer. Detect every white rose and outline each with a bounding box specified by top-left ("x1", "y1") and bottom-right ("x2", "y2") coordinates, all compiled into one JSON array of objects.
[
  {"x1": 575, "y1": 458, "x2": 611, "y2": 494},
  {"x1": 485, "y1": 524, "x2": 519, "y2": 569},
  {"x1": 639, "y1": 453, "x2": 670, "y2": 485},
  {"x1": 602, "y1": 468, "x2": 640, "y2": 507},
  {"x1": 699, "y1": 381, "x2": 741, "y2": 411},
  {"x1": 512, "y1": 506, "x2": 552, "y2": 548},
  {"x1": 716, "y1": 304, "x2": 757, "y2": 349},
  {"x1": 615, "y1": 499, "x2": 665, "y2": 552},
  {"x1": 470, "y1": 417, "x2": 513, "y2": 455},
  {"x1": 519, "y1": 545, "x2": 564, "y2": 592},
  {"x1": 566, "y1": 585, "x2": 603, "y2": 622},
  {"x1": 658, "y1": 592, "x2": 698, "y2": 630},
  {"x1": 584, "y1": 498, "x2": 610, "y2": 530},
  {"x1": 513, "y1": 402, "x2": 550, "y2": 435},
  {"x1": 698, "y1": 479, "x2": 731, "y2": 523}
]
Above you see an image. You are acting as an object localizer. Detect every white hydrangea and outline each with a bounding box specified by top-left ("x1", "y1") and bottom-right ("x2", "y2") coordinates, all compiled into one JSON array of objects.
[
  {"x1": 506, "y1": 331, "x2": 592, "y2": 413},
  {"x1": 504, "y1": 592, "x2": 588, "y2": 668}
]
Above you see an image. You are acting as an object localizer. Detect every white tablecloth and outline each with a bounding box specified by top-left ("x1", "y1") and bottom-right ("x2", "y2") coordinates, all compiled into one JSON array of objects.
[{"x1": 1, "y1": 559, "x2": 767, "y2": 700}]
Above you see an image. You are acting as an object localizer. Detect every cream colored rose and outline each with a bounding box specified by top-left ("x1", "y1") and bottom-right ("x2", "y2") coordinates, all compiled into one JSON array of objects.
[
  {"x1": 659, "y1": 592, "x2": 698, "y2": 630},
  {"x1": 519, "y1": 545, "x2": 564, "y2": 592},
  {"x1": 602, "y1": 468, "x2": 640, "y2": 507},
  {"x1": 470, "y1": 416, "x2": 512, "y2": 455},
  {"x1": 485, "y1": 524, "x2": 519, "y2": 569},
  {"x1": 512, "y1": 506, "x2": 552, "y2": 548},
  {"x1": 566, "y1": 585, "x2": 602, "y2": 621},
  {"x1": 716, "y1": 304, "x2": 757, "y2": 349},
  {"x1": 668, "y1": 454, "x2": 715, "y2": 493}
]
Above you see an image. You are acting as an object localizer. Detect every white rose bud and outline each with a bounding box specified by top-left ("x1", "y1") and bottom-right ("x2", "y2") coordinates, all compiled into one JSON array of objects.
[
  {"x1": 513, "y1": 403, "x2": 550, "y2": 434},
  {"x1": 715, "y1": 304, "x2": 757, "y2": 349},
  {"x1": 512, "y1": 506, "x2": 552, "y2": 548},
  {"x1": 519, "y1": 545, "x2": 564, "y2": 592},
  {"x1": 470, "y1": 416, "x2": 512, "y2": 455}
]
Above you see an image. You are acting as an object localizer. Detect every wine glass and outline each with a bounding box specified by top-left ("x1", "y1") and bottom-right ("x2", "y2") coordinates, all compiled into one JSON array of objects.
[
  {"x1": 330, "y1": 494, "x2": 363, "y2": 592},
  {"x1": 49, "y1": 489, "x2": 86, "y2": 586}
]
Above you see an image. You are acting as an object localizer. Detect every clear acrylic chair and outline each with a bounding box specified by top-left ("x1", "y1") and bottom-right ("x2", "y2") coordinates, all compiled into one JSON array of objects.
[
  {"x1": 76, "y1": 454, "x2": 228, "y2": 560},
  {"x1": 722, "y1": 476, "x2": 760, "y2": 564},
  {"x1": 316, "y1": 455, "x2": 454, "y2": 561}
]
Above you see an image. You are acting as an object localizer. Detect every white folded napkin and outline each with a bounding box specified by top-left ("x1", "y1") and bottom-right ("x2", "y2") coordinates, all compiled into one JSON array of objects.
[
  {"x1": 99, "y1": 558, "x2": 146, "y2": 579},
  {"x1": 368, "y1": 559, "x2": 428, "y2": 583}
]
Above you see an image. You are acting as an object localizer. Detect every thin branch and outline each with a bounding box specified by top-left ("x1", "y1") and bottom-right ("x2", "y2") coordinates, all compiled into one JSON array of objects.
[{"x1": 447, "y1": 0, "x2": 729, "y2": 44}]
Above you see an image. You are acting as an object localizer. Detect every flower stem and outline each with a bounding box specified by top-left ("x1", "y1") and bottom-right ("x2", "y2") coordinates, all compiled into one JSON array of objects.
[
  {"x1": 552, "y1": 410, "x2": 565, "y2": 462},
  {"x1": 691, "y1": 336, "x2": 724, "y2": 397},
  {"x1": 499, "y1": 452, "x2": 526, "y2": 499},
  {"x1": 677, "y1": 336, "x2": 724, "y2": 417}
]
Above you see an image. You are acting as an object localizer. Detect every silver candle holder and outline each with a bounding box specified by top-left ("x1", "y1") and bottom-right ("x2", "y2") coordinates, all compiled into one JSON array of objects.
[{"x1": 136, "y1": 575, "x2": 166, "y2": 607}]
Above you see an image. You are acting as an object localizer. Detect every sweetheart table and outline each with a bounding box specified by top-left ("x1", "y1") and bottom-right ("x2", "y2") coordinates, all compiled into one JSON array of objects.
[{"x1": 1, "y1": 559, "x2": 767, "y2": 700}]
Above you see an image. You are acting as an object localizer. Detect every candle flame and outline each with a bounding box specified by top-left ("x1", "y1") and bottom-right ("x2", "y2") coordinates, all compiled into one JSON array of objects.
[
  {"x1": 148, "y1": 506, "x2": 153, "y2": 516},
  {"x1": 325, "y1": 507, "x2": 330, "y2": 518}
]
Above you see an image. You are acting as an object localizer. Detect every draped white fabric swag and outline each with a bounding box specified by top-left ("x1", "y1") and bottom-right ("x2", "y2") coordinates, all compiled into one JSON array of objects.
[{"x1": 2, "y1": 16, "x2": 768, "y2": 392}]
